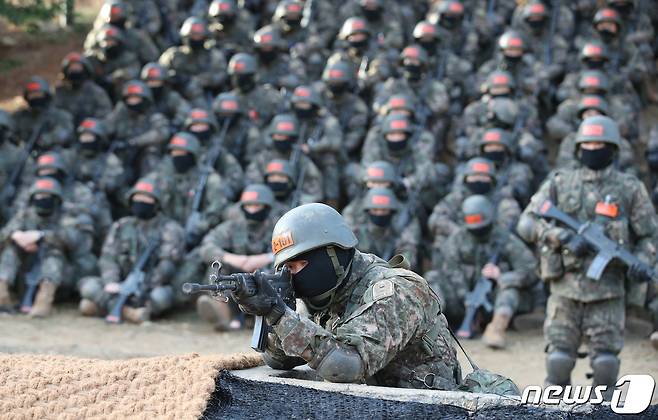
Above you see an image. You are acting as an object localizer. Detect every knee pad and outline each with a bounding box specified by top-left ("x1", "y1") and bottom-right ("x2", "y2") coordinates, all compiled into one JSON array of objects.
[
  {"x1": 546, "y1": 350, "x2": 575, "y2": 386},
  {"x1": 591, "y1": 353, "x2": 620, "y2": 388},
  {"x1": 79, "y1": 277, "x2": 103, "y2": 302},
  {"x1": 149, "y1": 286, "x2": 174, "y2": 316}
]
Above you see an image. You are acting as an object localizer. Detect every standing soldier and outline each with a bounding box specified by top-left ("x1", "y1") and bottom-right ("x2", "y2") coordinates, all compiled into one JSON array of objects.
[
  {"x1": 227, "y1": 52, "x2": 283, "y2": 129},
  {"x1": 517, "y1": 116, "x2": 658, "y2": 397},
  {"x1": 159, "y1": 17, "x2": 227, "y2": 107},
  {"x1": 208, "y1": 0, "x2": 255, "y2": 59},
  {"x1": 105, "y1": 80, "x2": 170, "y2": 179},
  {"x1": 0, "y1": 178, "x2": 94, "y2": 317},
  {"x1": 78, "y1": 178, "x2": 184, "y2": 324},
  {"x1": 140, "y1": 62, "x2": 191, "y2": 133},
  {"x1": 12, "y1": 77, "x2": 74, "y2": 152},
  {"x1": 195, "y1": 184, "x2": 279, "y2": 330},
  {"x1": 353, "y1": 187, "x2": 421, "y2": 271},
  {"x1": 53, "y1": 52, "x2": 113, "y2": 125},
  {"x1": 430, "y1": 195, "x2": 537, "y2": 348}
]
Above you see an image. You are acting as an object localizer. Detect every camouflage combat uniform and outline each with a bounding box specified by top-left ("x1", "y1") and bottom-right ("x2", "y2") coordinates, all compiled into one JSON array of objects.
[
  {"x1": 12, "y1": 102, "x2": 74, "y2": 153},
  {"x1": 53, "y1": 70, "x2": 113, "y2": 125}
]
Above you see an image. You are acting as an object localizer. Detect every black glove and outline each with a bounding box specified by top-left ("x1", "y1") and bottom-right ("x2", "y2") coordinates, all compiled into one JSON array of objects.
[
  {"x1": 627, "y1": 262, "x2": 654, "y2": 283},
  {"x1": 235, "y1": 273, "x2": 287, "y2": 325},
  {"x1": 563, "y1": 235, "x2": 590, "y2": 257}
]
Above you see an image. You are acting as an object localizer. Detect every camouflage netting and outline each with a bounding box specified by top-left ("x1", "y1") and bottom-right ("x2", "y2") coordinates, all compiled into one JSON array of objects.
[
  {"x1": 0, "y1": 352, "x2": 262, "y2": 419},
  {"x1": 203, "y1": 371, "x2": 658, "y2": 420}
]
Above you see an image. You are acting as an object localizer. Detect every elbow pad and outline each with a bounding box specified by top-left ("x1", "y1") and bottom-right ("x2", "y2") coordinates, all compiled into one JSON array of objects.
[{"x1": 316, "y1": 346, "x2": 364, "y2": 383}]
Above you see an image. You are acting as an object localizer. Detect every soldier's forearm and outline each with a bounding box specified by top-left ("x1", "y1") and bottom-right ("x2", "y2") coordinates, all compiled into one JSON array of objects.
[{"x1": 129, "y1": 130, "x2": 163, "y2": 147}]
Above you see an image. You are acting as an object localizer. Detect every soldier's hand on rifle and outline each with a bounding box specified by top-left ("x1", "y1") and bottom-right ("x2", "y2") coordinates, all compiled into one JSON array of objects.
[
  {"x1": 300, "y1": 144, "x2": 310, "y2": 154},
  {"x1": 563, "y1": 234, "x2": 590, "y2": 257},
  {"x1": 11, "y1": 230, "x2": 42, "y2": 253},
  {"x1": 104, "y1": 282, "x2": 121, "y2": 294},
  {"x1": 544, "y1": 227, "x2": 571, "y2": 250},
  {"x1": 235, "y1": 272, "x2": 287, "y2": 325},
  {"x1": 627, "y1": 262, "x2": 653, "y2": 283},
  {"x1": 481, "y1": 263, "x2": 501, "y2": 282}
]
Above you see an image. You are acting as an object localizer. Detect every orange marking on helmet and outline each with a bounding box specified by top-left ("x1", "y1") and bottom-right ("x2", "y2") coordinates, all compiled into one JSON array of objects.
[
  {"x1": 233, "y1": 61, "x2": 246, "y2": 71},
  {"x1": 367, "y1": 167, "x2": 385, "y2": 178},
  {"x1": 471, "y1": 162, "x2": 491, "y2": 173},
  {"x1": 390, "y1": 119, "x2": 408, "y2": 130},
  {"x1": 190, "y1": 109, "x2": 208, "y2": 120},
  {"x1": 277, "y1": 121, "x2": 295, "y2": 132},
  {"x1": 241, "y1": 191, "x2": 259, "y2": 201},
  {"x1": 272, "y1": 231, "x2": 294, "y2": 254},
  {"x1": 170, "y1": 136, "x2": 188, "y2": 147},
  {"x1": 464, "y1": 214, "x2": 483, "y2": 225},
  {"x1": 135, "y1": 182, "x2": 154, "y2": 193},
  {"x1": 126, "y1": 84, "x2": 143, "y2": 95},
  {"x1": 328, "y1": 69, "x2": 345, "y2": 79},
  {"x1": 389, "y1": 97, "x2": 407, "y2": 108},
  {"x1": 110, "y1": 5, "x2": 122, "y2": 17},
  {"x1": 484, "y1": 130, "x2": 501, "y2": 142},
  {"x1": 595, "y1": 202, "x2": 619, "y2": 218},
  {"x1": 221, "y1": 100, "x2": 238, "y2": 110},
  {"x1": 582, "y1": 124, "x2": 604, "y2": 136},
  {"x1": 80, "y1": 119, "x2": 96, "y2": 129},
  {"x1": 35, "y1": 179, "x2": 55, "y2": 190},
  {"x1": 26, "y1": 82, "x2": 42, "y2": 92},
  {"x1": 372, "y1": 195, "x2": 391, "y2": 206},
  {"x1": 267, "y1": 161, "x2": 285, "y2": 172}
]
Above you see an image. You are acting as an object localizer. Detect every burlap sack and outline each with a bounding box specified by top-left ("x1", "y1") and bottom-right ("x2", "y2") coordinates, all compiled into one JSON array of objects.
[{"x1": 0, "y1": 352, "x2": 262, "y2": 420}]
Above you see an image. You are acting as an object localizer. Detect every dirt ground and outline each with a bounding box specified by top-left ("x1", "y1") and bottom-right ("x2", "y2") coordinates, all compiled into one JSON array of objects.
[{"x1": 1, "y1": 305, "x2": 657, "y2": 403}]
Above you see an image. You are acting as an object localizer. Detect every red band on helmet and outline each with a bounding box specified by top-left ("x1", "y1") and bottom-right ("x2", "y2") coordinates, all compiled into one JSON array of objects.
[
  {"x1": 219, "y1": 2, "x2": 231, "y2": 10},
  {"x1": 390, "y1": 119, "x2": 408, "y2": 130},
  {"x1": 80, "y1": 119, "x2": 96, "y2": 129},
  {"x1": 233, "y1": 61, "x2": 246, "y2": 71},
  {"x1": 352, "y1": 20, "x2": 366, "y2": 30},
  {"x1": 147, "y1": 68, "x2": 162, "y2": 78},
  {"x1": 508, "y1": 38, "x2": 523, "y2": 47},
  {"x1": 448, "y1": 2, "x2": 464, "y2": 13},
  {"x1": 584, "y1": 45, "x2": 603, "y2": 56},
  {"x1": 191, "y1": 23, "x2": 205, "y2": 33},
  {"x1": 328, "y1": 69, "x2": 345, "y2": 78},
  {"x1": 241, "y1": 191, "x2": 259, "y2": 201},
  {"x1": 170, "y1": 136, "x2": 188, "y2": 147},
  {"x1": 582, "y1": 124, "x2": 604, "y2": 136},
  {"x1": 260, "y1": 33, "x2": 273, "y2": 43},
  {"x1": 601, "y1": 9, "x2": 618, "y2": 18},
  {"x1": 221, "y1": 100, "x2": 238, "y2": 110},
  {"x1": 110, "y1": 5, "x2": 122, "y2": 17},
  {"x1": 492, "y1": 75, "x2": 509, "y2": 85},
  {"x1": 420, "y1": 24, "x2": 435, "y2": 34},
  {"x1": 583, "y1": 76, "x2": 600, "y2": 86},
  {"x1": 26, "y1": 82, "x2": 42, "y2": 92},
  {"x1": 465, "y1": 214, "x2": 483, "y2": 225},
  {"x1": 484, "y1": 131, "x2": 501, "y2": 142},
  {"x1": 529, "y1": 4, "x2": 546, "y2": 14},
  {"x1": 135, "y1": 182, "x2": 155, "y2": 193},
  {"x1": 126, "y1": 85, "x2": 143, "y2": 95},
  {"x1": 367, "y1": 167, "x2": 385, "y2": 178},
  {"x1": 287, "y1": 3, "x2": 302, "y2": 12},
  {"x1": 389, "y1": 97, "x2": 407, "y2": 108},
  {"x1": 249, "y1": 109, "x2": 259, "y2": 121},
  {"x1": 190, "y1": 110, "x2": 208, "y2": 120},
  {"x1": 471, "y1": 162, "x2": 491, "y2": 173},
  {"x1": 403, "y1": 47, "x2": 420, "y2": 58},
  {"x1": 582, "y1": 97, "x2": 601, "y2": 107},
  {"x1": 35, "y1": 179, "x2": 55, "y2": 190},
  {"x1": 294, "y1": 87, "x2": 311, "y2": 97},
  {"x1": 65, "y1": 52, "x2": 82, "y2": 62},
  {"x1": 267, "y1": 162, "x2": 285, "y2": 172},
  {"x1": 372, "y1": 195, "x2": 391, "y2": 205},
  {"x1": 38, "y1": 155, "x2": 56, "y2": 165},
  {"x1": 277, "y1": 121, "x2": 295, "y2": 131}
]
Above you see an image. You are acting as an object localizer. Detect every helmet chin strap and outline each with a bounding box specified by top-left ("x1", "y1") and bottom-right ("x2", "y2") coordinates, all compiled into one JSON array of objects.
[{"x1": 305, "y1": 246, "x2": 353, "y2": 311}]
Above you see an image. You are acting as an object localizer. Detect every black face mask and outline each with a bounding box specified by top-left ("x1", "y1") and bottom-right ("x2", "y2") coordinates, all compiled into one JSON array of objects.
[
  {"x1": 150, "y1": 86, "x2": 164, "y2": 99},
  {"x1": 258, "y1": 49, "x2": 277, "y2": 63},
  {"x1": 188, "y1": 39, "x2": 206, "y2": 50},
  {"x1": 66, "y1": 71, "x2": 87, "y2": 87},
  {"x1": 585, "y1": 59, "x2": 605, "y2": 70},
  {"x1": 33, "y1": 196, "x2": 57, "y2": 216},
  {"x1": 527, "y1": 19, "x2": 546, "y2": 32},
  {"x1": 273, "y1": 139, "x2": 294, "y2": 154},
  {"x1": 28, "y1": 97, "x2": 49, "y2": 110},
  {"x1": 292, "y1": 246, "x2": 354, "y2": 304},
  {"x1": 483, "y1": 150, "x2": 507, "y2": 165},
  {"x1": 242, "y1": 206, "x2": 270, "y2": 222},
  {"x1": 327, "y1": 83, "x2": 349, "y2": 96},
  {"x1": 217, "y1": 14, "x2": 236, "y2": 25},
  {"x1": 598, "y1": 29, "x2": 617, "y2": 43},
  {"x1": 294, "y1": 106, "x2": 316, "y2": 120},
  {"x1": 469, "y1": 224, "x2": 493, "y2": 240},
  {"x1": 232, "y1": 74, "x2": 255, "y2": 92},
  {"x1": 104, "y1": 45, "x2": 121, "y2": 59},
  {"x1": 111, "y1": 18, "x2": 126, "y2": 29},
  {"x1": 578, "y1": 144, "x2": 615, "y2": 170},
  {"x1": 646, "y1": 149, "x2": 658, "y2": 172},
  {"x1": 419, "y1": 40, "x2": 438, "y2": 54},
  {"x1": 80, "y1": 140, "x2": 100, "y2": 156},
  {"x1": 349, "y1": 39, "x2": 369, "y2": 52},
  {"x1": 131, "y1": 201, "x2": 157, "y2": 220},
  {"x1": 172, "y1": 153, "x2": 196, "y2": 173},
  {"x1": 386, "y1": 138, "x2": 408, "y2": 153},
  {"x1": 466, "y1": 180, "x2": 493, "y2": 195},
  {"x1": 440, "y1": 16, "x2": 461, "y2": 29},
  {"x1": 403, "y1": 65, "x2": 422, "y2": 81},
  {"x1": 126, "y1": 101, "x2": 148, "y2": 113},
  {"x1": 267, "y1": 181, "x2": 291, "y2": 198},
  {"x1": 38, "y1": 170, "x2": 66, "y2": 185},
  {"x1": 362, "y1": 8, "x2": 382, "y2": 21},
  {"x1": 504, "y1": 54, "x2": 522, "y2": 64},
  {"x1": 284, "y1": 18, "x2": 301, "y2": 29},
  {"x1": 193, "y1": 129, "x2": 212, "y2": 142},
  {"x1": 369, "y1": 212, "x2": 392, "y2": 227}
]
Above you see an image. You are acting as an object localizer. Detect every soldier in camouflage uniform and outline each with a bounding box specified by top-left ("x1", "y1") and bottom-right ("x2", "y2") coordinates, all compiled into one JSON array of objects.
[
  {"x1": 182, "y1": 108, "x2": 245, "y2": 199},
  {"x1": 263, "y1": 158, "x2": 322, "y2": 211},
  {"x1": 247, "y1": 113, "x2": 324, "y2": 203},
  {"x1": 353, "y1": 188, "x2": 421, "y2": 271},
  {"x1": 53, "y1": 52, "x2": 113, "y2": 125},
  {"x1": 227, "y1": 52, "x2": 283, "y2": 129},
  {"x1": 86, "y1": 25, "x2": 142, "y2": 102},
  {"x1": 427, "y1": 0, "x2": 480, "y2": 65},
  {"x1": 236, "y1": 203, "x2": 463, "y2": 390},
  {"x1": 343, "y1": 160, "x2": 401, "y2": 226},
  {"x1": 195, "y1": 184, "x2": 279, "y2": 330},
  {"x1": 12, "y1": 77, "x2": 74, "y2": 152},
  {"x1": 85, "y1": 0, "x2": 159, "y2": 64},
  {"x1": 288, "y1": 85, "x2": 343, "y2": 207},
  {"x1": 428, "y1": 195, "x2": 537, "y2": 349},
  {"x1": 428, "y1": 157, "x2": 521, "y2": 269},
  {"x1": 0, "y1": 110, "x2": 22, "y2": 224},
  {"x1": 316, "y1": 59, "x2": 369, "y2": 159},
  {"x1": 154, "y1": 132, "x2": 228, "y2": 249},
  {"x1": 105, "y1": 80, "x2": 170, "y2": 180},
  {"x1": 212, "y1": 92, "x2": 262, "y2": 166},
  {"x1": 0, "y1": 178, "x2": 95, "y2": 317},
  {"x1": 339, "y1": 0, "x2": 404, "y2": 52},
  {"x1": 253, "y1": 25, "x2": 305, "y2": 90},
  {"x1": 140, "y1": 62, "x2": 191, "y2": 133},
  {"x1": 78, "y1": 177, "x2": 184, "y2": 324},
  {"x1": 208, "y1": 0, "x2": 255, "y2": 59},
  {"x1": 511, "y1": 0, "x2": 575, "y2": 42},
  {"x1": 517, "y1": 116, "x2": 658, "y2": 396},
  {"x1": 159, "y1": 17, "x2": 227, "y2": 107}
]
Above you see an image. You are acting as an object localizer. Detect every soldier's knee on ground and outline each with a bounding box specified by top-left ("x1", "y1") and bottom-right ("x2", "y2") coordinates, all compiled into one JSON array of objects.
[
  {"x1": 591, "y1": 353, "x2": 620, "y2": 399},
  {"x1": 149, "y1": 286, "x2": 174, "y2": 316},
  {"x1": 545, "y1": 349, "x2": 576, "y2": 386},
  {"x1": 78, "y1": 276, "x2": 104, "y2": 304},
  {"x1": 495, "y1": 288, "x2": 520, "y2": 315}
]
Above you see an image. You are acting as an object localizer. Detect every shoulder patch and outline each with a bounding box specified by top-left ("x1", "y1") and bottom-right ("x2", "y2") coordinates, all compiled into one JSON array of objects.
[{"x1": 372, "y1": 279, "x2": 394, "y2": 301}]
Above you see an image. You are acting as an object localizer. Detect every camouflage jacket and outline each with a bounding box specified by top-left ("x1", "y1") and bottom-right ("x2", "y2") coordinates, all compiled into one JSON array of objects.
[
  {"x1": 318, "y1": 85, "x2": 369, "y2": 155},
  {"x1": 230, "y1": 85, "x2": 283, "y2": 129},
  {"x1": 355, "y1": 219, "x2": 421, "y2": 268},
  {"x1": 159, "y1": 45, "x2": 227, "y2": 101},
  {"x1": 266, "y1": 251, "x2": 462, "y2": 389},
  {"x1": 53, "y1": 80, "x2": 113, "y2": 125},
  {"x1": 522, "y1": 165, "x2": 658, "y2": 302},
  {"x1": 198, "y1": 138, "x2": 245, "y2": 200},
  {"x1": 12, "y1": 105, "x2": 74, "y2": 152},
  {"x1": 151, "y1": 87, "x2": 192, "y2": 132},
  {"x1": 373, "y1": 76, "x2": 449, "y2": 119}
]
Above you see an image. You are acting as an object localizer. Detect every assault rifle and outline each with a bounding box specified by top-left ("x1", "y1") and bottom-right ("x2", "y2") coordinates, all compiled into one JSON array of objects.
[
  {"x1": 538, "y1": 200, "x2": 658, "y2": 282},
  {"x1": 182, "y1": 262, "x2": 295, "y2": 352},
  {"x1": 543, "y1": 0, "x2": 560, "y2": 67},
  {"x1": 1, "y1": 118, "x2": 47, "y2": 218},
  {"x1": 184, "y1": 118, "x2": 231, "y2": 249},
  {"x1": 19, "y1": 243, "x2": 48, "y2": 314},
  {"x1": 106, "y1": 235, "x2": 160, "y2": 323},
  {"x1": 155, "y1": 0, "x2": 180, "y2": 47}
]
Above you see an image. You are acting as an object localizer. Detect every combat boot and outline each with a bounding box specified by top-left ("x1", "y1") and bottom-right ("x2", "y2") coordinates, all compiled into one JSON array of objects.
[
  {"x1": 482, "y1": 308, "x2": 512, "y2": 349},
  {"x1": 28, "y1": 280, "x2": 57, "y2": 318},
  {"x1": 651, "y1": 332, "x2": 658, "y2": 351},
  {"x1": 0, "y1": 280, "x2": 12, "y2": 309},
  {"x1": 122, "y1": 306, "x2": 150, "y2": 324},
  {"x1": 79, "y1": 299, "x2": 99, "y2": 317},
  {"x1": 196, "y1": 295, "x2": 233, "y2": 331}
]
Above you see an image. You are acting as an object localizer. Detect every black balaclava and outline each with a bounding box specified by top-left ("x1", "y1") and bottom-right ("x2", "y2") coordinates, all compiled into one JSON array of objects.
[
  {"x1": 267, "y1": 180, "x2": 292, "y2": 199},
  {"x1": 242, "y1": 205, "x2": 270, "y2": 222},
  {"x1": 465, "y1": 180, "x2": 493, "y2": 195},
  {"x1": 66, "y1": 70, "x2": 87, "y2": 88},
  {"x1": 578, "y1": 144, "x2": 615, "y2": 170},
  {"x1": 172, "y1": 153, "x2": 196, "y2": 173},
  {"x1": 80, "y1": 138, "x2": 101, "y2": 157},
  {"x1": 292, "y1": 246, "x2": 355, "y2": 311},
  {"x1": 273, "y1": 138, "x2": 294, "y2": 154},
  {"x1": 327, "y1": 82, "x2": 349, "y2": 96},
  {"x1": 369, "y1": 211, "x2": 393, "y2": 227},
  {"x1": 125, "y1": 99, "x2": 148, "y2": 113},
  {"x1": 232, "y1": 74, "x2": 256, "y2": 92},
  {"x1": 131, "y1": 200, "x2": 157, "y2": 220},
  {"x1": 403, "y1": 64, "x2": 423, "y2": 82},
  {"x1": 483, "y1": 149, "x2": 507, "y2": 165},
  {"x1": 104, "y1": 44, "x2": 121, "y2": 59},
  {"x1": 28, "y1": 96, "x2": 49, "y2": 110},
  {"x1": 469, "y1": 224, "x2": 493, "y2": 240},
  {"x1": 33, "y1": 195, "x2": 58, "y2": 217},
  {"x1": 258, "y1": 49, "x2": 277, "y2": 63},
  {"x1": 293, "y1": 105, "x2": 316, "y2": 120},
  {"x1": 386, "y1": 136, "x2": 409, "y2": 153}
]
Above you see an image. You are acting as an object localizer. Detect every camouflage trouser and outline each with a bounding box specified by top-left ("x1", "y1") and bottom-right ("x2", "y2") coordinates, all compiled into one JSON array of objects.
[
  {"x1": 0, "y1": 244, "x2": 74, "y2": 291},
  {"x1": 626, "y1": 279, "x2": 658, "y2": 330},
  {"x1": 317, "y1": 160, "x2": 341, "y2": 201},
  {"x1": 78, "y1": 276, "x2": 174, "y2": 317},
  {"x1": 170, "y1": 247, "x2": 207, "y2": 307},
  {"x1": 544, "y1": 294, "x2": 625, "y2": 359}
]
